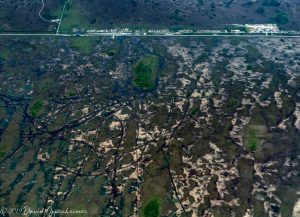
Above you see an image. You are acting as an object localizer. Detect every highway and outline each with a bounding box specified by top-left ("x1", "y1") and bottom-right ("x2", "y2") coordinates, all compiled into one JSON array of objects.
[
  {"x1": 1, "y1": 33, "x2": 300, "y2": 38},
  {"x1": 0, "y1": 33, "x2": 69, "y2": 36}
]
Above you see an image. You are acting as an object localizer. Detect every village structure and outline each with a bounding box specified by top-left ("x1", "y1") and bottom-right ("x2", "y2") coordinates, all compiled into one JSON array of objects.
[{"x1": 80, "y1": 24, "x2": 300, "y2": 37}]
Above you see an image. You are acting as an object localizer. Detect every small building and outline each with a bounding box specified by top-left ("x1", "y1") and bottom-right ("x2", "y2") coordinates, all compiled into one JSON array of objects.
[{"x1": 231, "y1": 30, "x2": 242, "y2": 34}]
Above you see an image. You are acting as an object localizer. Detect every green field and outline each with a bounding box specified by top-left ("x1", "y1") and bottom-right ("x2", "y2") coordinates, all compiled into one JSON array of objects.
[
  {"x1": 59, "y1": 0, "x2": 93, "y2": 33},
  {"x1": 132, "y1": 55, "x2": 159, "y2": 90},
  {"x1": 0, "y1": 49, "x2": 10, "y2": 60},
  {"x1": 29, "y1": 99, "x2": 45, "y2": 117},
  {"x1": 244, "y1": 125, "x2": 266, "y2": 151},
  {"x1": 69, "y1": 38, "x2": 97, "y2": 54},
  {"x1": 142, "y1": 198, "x2": 161, "y2": 217}
]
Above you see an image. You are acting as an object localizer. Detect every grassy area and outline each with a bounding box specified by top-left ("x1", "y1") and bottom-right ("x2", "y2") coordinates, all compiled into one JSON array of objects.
[
  {"x1": 0, "y1": 151, "x2": 6, "y2": 159},
  {"x1": 69, "y1": 38, "x2": 97, "y2": 54},
  {"x1": 142, "y1": 198, "x2": 161, "y2": 217},
  {"x1": 244, "y1": 125, "x2": 266, "y2": 151},
  {"x1": 0, "y1": 112, "x2": 21, "y2": 160},
  {"x1": 0, "y1": 49, "x2": 10, "y2": 60},
  {"x1": 29, "y1": 99, "x2": 44, "y2": 117},
  {"x1": 132, "y1": 55, "x2": 159, "y2": 90},
  {"x1": 59, "y1": 0, "x2": 88, "y2": 33}
]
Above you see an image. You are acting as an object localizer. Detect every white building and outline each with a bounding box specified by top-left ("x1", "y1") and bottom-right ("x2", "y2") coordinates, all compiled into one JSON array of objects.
[{"x1": 245, "y1": 24, "x2": 279, "y2": 33}]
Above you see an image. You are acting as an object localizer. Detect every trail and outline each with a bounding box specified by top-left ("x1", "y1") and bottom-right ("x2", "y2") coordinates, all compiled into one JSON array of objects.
[
  {"x1": 56, "y1": 0, "x2": 69, "y2": 35},
  {"x1": 39, "y1": 0, "x2": 59, "y2": 23}
]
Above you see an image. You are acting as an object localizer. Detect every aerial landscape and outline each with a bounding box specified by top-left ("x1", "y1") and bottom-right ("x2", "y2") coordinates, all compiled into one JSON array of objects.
[{"x1": 0, "y1": 1, "x2": 299, "y2": 217}]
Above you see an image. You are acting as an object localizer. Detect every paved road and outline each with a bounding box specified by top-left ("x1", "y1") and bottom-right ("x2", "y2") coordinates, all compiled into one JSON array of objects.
[
  {"x1": 0, "y1": 33, "x2": 69, "y2": 36},
  {"x1": 0, "y1": 33, "x2": 300, "y2": 38}
]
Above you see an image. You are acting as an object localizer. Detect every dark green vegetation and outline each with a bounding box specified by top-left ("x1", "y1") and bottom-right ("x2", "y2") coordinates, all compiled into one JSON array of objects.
[
  {"x1": 272, "y1": 12, "x2": 289, "y2": 25},
  {"x1": 244, "y1": 125, "x2": 266, "y2": 151},
  {"x1": 0, "y1": 37, "x2": 299, "y2": 217},
  {"x1": 1, "y1": 0, "x2": 300, "y2": 32},
  {"x1": 56, "y1": 0, "x2": 300, "y2": 31},
  {"x1": 58, "y1": 0, "x2": 300, "y2": 31},
  {"x1": 0, "y1": 0, "x2": 62, "y2": 32},
  {"x1": 263, "y1": 0, "x2": 280, "y2": 7},
  {"x1": 29, "y1": 99, "x2": 44, "y2": 117},
  {"x1": 0, "y1": 151, "x2": 5, "y2": 159},
  {"x1": 0, "y1": 49, "x2": 10, "y2": 60},
  {"x1": 142, "y1": 198, "x2": 161, "y2": 217},
  {"x1": 132, "y1": 55, "x2": 159, "y2": 89}
]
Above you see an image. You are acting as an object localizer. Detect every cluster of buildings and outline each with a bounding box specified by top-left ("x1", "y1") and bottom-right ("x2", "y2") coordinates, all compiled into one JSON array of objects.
[
  {"x1": 73, "y1": 24, "x2": 300, "y2": 36},
  {"x1": 244, "y1": 24, "x2": 280, "y2": 33}
]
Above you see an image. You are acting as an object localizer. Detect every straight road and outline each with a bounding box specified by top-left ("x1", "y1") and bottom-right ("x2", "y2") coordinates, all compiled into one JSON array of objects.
[
  {"x1": 0, "y1": 33, "x2": 69, "y2": 36},
  {"x1": 0, "y1": 33, "x2": 300, "y2": 38},
  {"x1": 56, "y1": 0, "x2": 69, "y2": 34}
]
